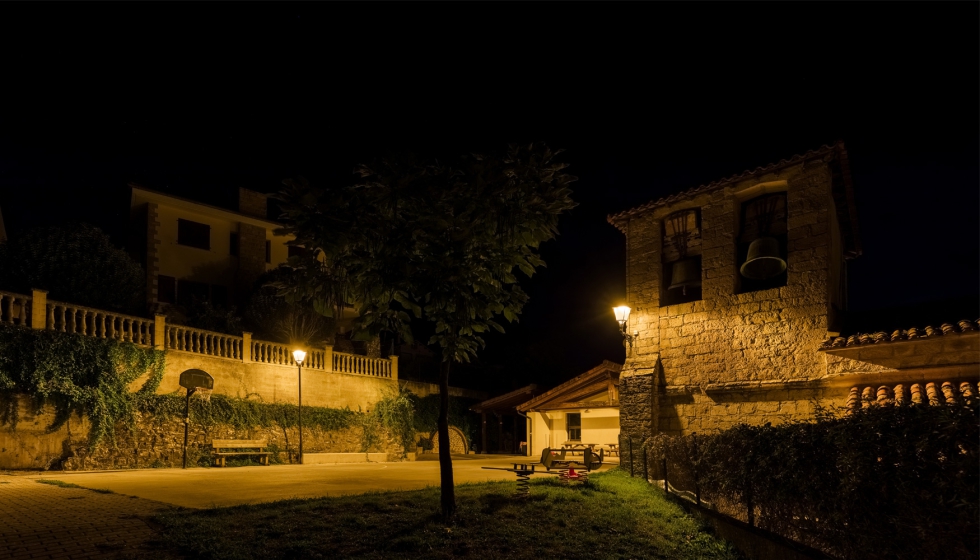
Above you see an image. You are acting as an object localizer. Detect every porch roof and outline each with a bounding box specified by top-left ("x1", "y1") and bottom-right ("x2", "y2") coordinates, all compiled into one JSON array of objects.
[
  {"x1": 470, "y1": 384, "x2": 540, "y2": 414},
  {"x1": 517, "y1": 360, "x2": 622, "y2": 413}
]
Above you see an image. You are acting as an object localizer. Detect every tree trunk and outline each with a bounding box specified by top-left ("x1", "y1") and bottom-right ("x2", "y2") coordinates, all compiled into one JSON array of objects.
[{"x1": 438, "y1": 359, "x2": 456, "y2": 520}]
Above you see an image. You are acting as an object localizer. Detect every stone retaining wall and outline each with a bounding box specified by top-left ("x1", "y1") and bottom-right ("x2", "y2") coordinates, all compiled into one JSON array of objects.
[{"x1": 0, "y1": 394, "x2": 404, "y2": 470}]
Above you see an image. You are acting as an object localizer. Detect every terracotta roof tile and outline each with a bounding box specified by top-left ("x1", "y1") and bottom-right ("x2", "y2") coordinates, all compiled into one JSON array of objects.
[
  {"x1": 846, "y1": 380, "x2": 978, "y2": 412},
  {"x1": 821, "y1": 319, "x2": 980, "y2": 350}
]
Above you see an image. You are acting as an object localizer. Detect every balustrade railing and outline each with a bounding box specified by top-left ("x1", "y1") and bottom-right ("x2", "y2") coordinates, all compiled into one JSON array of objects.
[
  {"x1": 333, "y1": 351, "x2": 392, "y2": 378},
  {"x1": 2, "y1": 289, "x2": 396, "y2": 379},
  {"x1": 46, "y1": 300, "x2": 153, "y2": 345},
  {"x1": 251, "y1": 340, "x2": 298, "y2": 367},
  {"x1": 165, "y1": 325, "x2": 243, "y2": 359},
  {"x1": 0, "y1": 290, "x2": 31, "y2": 327}
]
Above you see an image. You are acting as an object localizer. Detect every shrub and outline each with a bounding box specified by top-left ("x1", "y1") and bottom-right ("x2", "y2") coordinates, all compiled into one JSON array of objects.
[{"x1": 647, "y1": 402, "x2": 980, "y2": 560}]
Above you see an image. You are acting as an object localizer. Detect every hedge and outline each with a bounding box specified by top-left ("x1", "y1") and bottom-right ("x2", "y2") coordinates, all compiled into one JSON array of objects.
[{"x1": 646, "y1": 402, "x2": 979, "y2": 560}]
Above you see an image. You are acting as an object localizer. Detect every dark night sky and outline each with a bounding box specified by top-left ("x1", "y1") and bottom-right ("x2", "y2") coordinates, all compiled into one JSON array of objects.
[{"x1": 1, "y1": 4, "x2": 977, "y2": 393}]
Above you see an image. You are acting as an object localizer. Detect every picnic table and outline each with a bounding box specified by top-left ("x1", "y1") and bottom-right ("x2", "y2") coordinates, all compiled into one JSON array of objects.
[{"x1": 560, "y1": 443, "x2": 598, "y2": 456}]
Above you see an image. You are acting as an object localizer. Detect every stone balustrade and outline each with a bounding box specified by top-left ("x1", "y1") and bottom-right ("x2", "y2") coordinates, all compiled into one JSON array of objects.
[
  {"x1": 251, "y1": 339, "x2": 299, "y2": 367},
  {"x1": 46, "y1": 299, "x2": 154, "y2": 345},
  {"x1": 3, "y1": 289, "x2": 397, "y2": 379},
  {"x1": 0, "y1": 290, "x2": 31, "y2": 327},
  {"x1": 165, "y1": 325, "x2": 243, "y2": 359}
]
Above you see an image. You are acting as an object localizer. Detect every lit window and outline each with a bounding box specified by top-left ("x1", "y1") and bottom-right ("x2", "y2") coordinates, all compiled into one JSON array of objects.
[{"x1": 567, "y1": 413, "x2": 582, "y2": 442}]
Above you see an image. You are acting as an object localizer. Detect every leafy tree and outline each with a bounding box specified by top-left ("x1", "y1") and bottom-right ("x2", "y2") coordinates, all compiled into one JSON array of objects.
[
  {"x1": 275, "y1": 143, "x2": 576, "y2": 518},
  {"x1": 243, "y1": 268, "x2": 336, "y2": 345},
  {"x1": 0, "y1": 222, "x2": 145, "y2": 314}
]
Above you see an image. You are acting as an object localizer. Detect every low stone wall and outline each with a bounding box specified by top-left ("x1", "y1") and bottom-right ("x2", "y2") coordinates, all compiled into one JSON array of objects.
[{"x1": 0, "y1": 394, "x2": 405, "y2": 470}]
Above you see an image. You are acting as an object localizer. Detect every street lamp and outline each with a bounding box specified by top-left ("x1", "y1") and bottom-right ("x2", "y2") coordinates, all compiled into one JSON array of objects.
[
  {"x1": 613, "y1": 305, "x2": 636, "y2": 353},
  {"x1": 292, "y1": 348, "x2": 307, "y2": 464}
]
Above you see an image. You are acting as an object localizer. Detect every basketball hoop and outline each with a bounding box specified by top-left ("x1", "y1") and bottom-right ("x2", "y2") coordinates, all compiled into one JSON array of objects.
[{"x1": 195, "y1": 387, "x2": 213, "y2": 403}]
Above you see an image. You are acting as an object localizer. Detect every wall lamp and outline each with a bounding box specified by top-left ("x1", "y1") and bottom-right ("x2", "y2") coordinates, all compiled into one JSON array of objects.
[{"x1": 613, "y1": 305, "x2": 637, "y2": 353}]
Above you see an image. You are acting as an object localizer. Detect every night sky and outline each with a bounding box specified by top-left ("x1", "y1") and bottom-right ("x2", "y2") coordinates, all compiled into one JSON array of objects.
[{"x1": 1, "y1": 4, "x2": 977, "y2": 393}]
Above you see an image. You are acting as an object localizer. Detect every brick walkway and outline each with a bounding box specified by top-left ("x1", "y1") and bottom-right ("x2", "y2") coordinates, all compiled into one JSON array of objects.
[{"x1": 0, "y1": 473, "x2": 179, "y2": 559}]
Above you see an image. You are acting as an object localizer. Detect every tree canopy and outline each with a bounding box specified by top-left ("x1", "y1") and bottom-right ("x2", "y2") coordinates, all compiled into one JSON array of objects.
[
  {"x1": 0, "y1": 222, "x2": 145, "y2": 314},
  {"x1": 274, "y1": 143, "x2": 576, "y2": 518}
]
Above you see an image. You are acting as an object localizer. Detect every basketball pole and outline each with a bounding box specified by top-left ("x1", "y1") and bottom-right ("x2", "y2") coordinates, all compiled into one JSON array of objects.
[{"x1": 183, "y1": 387, "x2": 196, "y2": 469}]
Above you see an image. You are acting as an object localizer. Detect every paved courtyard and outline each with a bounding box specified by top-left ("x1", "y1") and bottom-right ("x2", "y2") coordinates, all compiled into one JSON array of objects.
[{"x1": 0, "y1": 454, "x2": 618, "y2": 558}]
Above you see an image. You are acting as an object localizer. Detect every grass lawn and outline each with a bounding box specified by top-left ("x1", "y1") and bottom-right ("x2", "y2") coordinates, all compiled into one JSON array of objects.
[{"x1": 153, "y1": 469, "x2": 741, "y2": 560}]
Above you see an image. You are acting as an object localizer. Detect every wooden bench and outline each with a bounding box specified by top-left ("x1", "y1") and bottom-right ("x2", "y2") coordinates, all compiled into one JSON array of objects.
[{"x1": 210, "y1": 439, "x2": 271, "y2": 467}]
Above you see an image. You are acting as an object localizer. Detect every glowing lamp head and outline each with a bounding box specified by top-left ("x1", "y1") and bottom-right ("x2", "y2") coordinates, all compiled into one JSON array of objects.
[
  {"x1": 292, "y1": 349, "x2": 307, "y2": 365},
  {"x1": 613, "y1": 305, "x2": 631, "y2": 327}
]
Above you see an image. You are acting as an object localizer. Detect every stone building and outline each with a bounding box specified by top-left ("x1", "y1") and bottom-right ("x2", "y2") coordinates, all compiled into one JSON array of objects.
[{"x1": 606, "y1": 142, "x2": 979, "y2": 462}]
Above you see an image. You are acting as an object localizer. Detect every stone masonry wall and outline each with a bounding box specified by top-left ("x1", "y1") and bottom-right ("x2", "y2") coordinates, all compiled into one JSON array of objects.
[
  {"x1": 145, "y1": 202, "x2": 161, "y2": 311},
  {"x1": 0, "y1": 394, "x2": 403, "y2": 471},
  {"x1": 236, "y1": 222, "x2": 266, "y2": 302},
  {"x1": 238, "y1": 188, "x2": 268, "y2": 219},
  {"x1": 621, "y1": 155, "x2": 847, "y2": 436}
]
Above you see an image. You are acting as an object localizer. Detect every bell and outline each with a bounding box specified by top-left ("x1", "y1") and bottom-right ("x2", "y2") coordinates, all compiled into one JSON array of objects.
[
  {"x1": 740, "y1": 237, "x2": 786, "y2": 279},
  {"x1": 668, "y1": 258, "x2": 701, "y2": 294}
]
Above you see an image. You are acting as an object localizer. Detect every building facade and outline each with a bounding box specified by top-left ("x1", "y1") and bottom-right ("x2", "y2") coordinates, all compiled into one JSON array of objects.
[
  {"x1": 128, "y1": 185, "x2": 295, "y2": 313},
  {"x1": 607, "y1": 142, "x2": 979, "y2": 470},
  {"x1": 517, "y1": 361, "x2": 622, "y2": 457},
  {"x1": 608, "y1": 144, "x2": 863, "y2": 442}
]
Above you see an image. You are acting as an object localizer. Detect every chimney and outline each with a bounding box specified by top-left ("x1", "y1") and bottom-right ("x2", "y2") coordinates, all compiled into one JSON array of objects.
[{"x1": 238, "y1": 188, "x2": 268, "y2": 219}]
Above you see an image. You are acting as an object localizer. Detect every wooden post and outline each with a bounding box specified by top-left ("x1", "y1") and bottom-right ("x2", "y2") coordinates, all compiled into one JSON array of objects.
[
  {"x1": 481, "y1": 412, "x2": 487, "y2": 454},
  {"x1": 31, "y1": 289, "x2": 47, "y2": 329},
  {"x1": 324, "y1": 344, "x2": 333, "y2": 372},
  {"x1": 242, "y1": 332, "x2": 252, "y2": 363},
  {"x1": 663, "y1": 458, "x2": 668, "y2": 492},
  {"x1": 153, "y1": 314, "x2": 166, "y2": 350},
  {"x1": 496, "y1": 412, "x2": 503, "y2": 454}
]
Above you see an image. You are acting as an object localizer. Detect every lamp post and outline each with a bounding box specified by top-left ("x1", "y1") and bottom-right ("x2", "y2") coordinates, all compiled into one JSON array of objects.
[
  {"x1": 292, "y1": 349, "x2": 306, "y2": 464},
  {"x1": 613, "y1": 305, "x2": 636, "y2": 353}
]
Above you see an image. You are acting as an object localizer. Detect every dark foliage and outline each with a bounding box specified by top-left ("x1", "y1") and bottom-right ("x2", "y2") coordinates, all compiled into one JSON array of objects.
[
  {"x1": 0, "y1": 222, "x2": 145, "y2": 314},
  {"x1": 647, "y1": 403, "x2": 980, "y2": 560},
  {"x1": 0, "y1": 325, "x2": 165, "y2": 449}
]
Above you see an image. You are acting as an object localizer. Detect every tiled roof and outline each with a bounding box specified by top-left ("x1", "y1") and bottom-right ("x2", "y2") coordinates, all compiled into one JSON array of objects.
[
  {"x1": 820, "y1": 319, "x2": 980, "y2": 350},
  {"x1": 846, "y1": 380, "x2": 978, "y2": 412},
  {"x1": 607, "y1": 141, "x2": 847, "y2": 231}
]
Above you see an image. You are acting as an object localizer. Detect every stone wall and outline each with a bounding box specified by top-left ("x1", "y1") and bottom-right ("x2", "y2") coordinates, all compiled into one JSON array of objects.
[
  {"x1": 150, "y1": 350, "x2": 396, "y2": 410},
  {"x1": 0, "y1": 394, "x2": 404, "y2": 471},
  {"x1": 617, "y1": 154, "x2": 850, "y2": 437},
  {"x1": 236, "y1": 222, "x2": 267, "y2": 302}
]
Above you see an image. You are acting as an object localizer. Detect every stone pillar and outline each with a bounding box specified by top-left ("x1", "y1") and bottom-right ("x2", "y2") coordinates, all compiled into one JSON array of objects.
[
  {"x1": 31, "y1": 289, "x2": 47, "y2": 329},
  {"x1": 153, "y1": 314, "x2": 167, "y2": 350},
  {"x1": 619, "y1": 357, "x2": 660, "y2": 476},
  {"x1": 324, "y1": 344, "x2": 334, "y2": 372},
  {"x1": 145, "y1": 202, "x2": 161, "y2": 312},
  {"x1": 242, "y1": 332, "x2": 252, "y2": 363},
  {"x1": 388, "y1": 355, "x2": 398, "y2": 380},
  {"x1": 238, "y1": 188, "x2": 268, "y2": 219}
]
